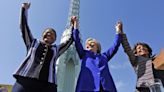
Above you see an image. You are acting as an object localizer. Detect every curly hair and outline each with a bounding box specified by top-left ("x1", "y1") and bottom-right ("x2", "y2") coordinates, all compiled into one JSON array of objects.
[{"x1": 133, "y1": 42, "x2": 152, "y2": 57}]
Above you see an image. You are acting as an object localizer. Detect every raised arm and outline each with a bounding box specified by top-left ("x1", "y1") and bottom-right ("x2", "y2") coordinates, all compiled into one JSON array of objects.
[
  {"x1": 20, "y1": 3, "x2": 34, "y2": 50},
  {"x1": 120, "y1": 23, "x2": 137, "y2": 66},
  {"x1": 71, "y1": 16, "x2": 85, "y2": 59},
  {"x1": 57, "y1": 30, "x2": 73, "y2": 56},
  {"x1": 102, "y1": 21, "x2": 123, "y2": 61},
  {"x1": 57, "y1": 17, "x2": 77, "y2": 56},
  {"x1": 122, "y1": 34, "x2": 137, "y2": 66}
]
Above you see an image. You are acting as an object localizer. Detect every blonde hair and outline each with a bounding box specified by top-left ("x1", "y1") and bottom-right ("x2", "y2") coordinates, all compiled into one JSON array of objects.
[{"x1": 86, "y1": 38, "x2": 101, "y2": 53}]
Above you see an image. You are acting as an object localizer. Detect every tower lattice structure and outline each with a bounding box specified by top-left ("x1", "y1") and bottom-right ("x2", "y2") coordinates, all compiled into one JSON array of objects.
[{"x1": 56, "y1": 0, "x2": 81, "y2": 92}]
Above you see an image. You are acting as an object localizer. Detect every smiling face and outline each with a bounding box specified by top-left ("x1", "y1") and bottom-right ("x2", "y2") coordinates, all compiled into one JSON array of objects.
[
  {"x1": 133, "y1": 42, "x2": 152, "y2": 58},
  {"x1": 42, "y1": 28, "x2": 56, "y2": 45},
  {"x1": 86, "y1": 41, "x2": 98, "y2": 53},
  {"x1": 85, "y1": 38, "x2": 100, "y2": 53},
  {"x1": 135, "y1": 45, "x2": 149, "y2": 57}
]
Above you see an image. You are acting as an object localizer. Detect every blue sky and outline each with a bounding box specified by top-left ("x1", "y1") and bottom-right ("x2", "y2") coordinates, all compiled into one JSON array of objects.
[{"x1": 0, "y1": 0, "x2": 164, "y2": 92}]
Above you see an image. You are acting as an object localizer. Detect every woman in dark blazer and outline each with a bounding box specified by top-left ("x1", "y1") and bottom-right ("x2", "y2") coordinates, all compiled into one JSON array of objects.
[
  {"x1": 12, "y1": 3, "x2": 73, "y2": 92},
  {"x1": 71, "y1": 17, "x2": 123, "y2": 92}
]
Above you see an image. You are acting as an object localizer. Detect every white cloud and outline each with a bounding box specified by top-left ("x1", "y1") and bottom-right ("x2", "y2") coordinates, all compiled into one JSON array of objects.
[
  {"x1": 114, "y1": 79, "x2": 136, "y2": 92},
  {"x1": 115, "y1": 80, "x2": 126, "y2": 90}
]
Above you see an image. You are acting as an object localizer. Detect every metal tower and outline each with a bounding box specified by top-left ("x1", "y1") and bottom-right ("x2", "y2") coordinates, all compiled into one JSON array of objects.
[{"x1": 56, "y1": 0, "x2": 81, "y2": 92}]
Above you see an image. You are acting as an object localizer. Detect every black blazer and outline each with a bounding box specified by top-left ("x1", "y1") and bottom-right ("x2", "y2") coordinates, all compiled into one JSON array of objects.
[{"x1": 13, "y1": 7, "x2": 73, "y2": 84}]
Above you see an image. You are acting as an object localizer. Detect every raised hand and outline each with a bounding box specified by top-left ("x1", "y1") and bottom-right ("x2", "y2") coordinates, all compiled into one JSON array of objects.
[
  {"x1": 22, "y1": 2, "x2": 31, "y2": 10},
  {"x1": 115, "y1": 21, "x2": 123, "y2": 34},
  {"x1": 71, "y1": 16, "x2": 78, "y2": 29}
]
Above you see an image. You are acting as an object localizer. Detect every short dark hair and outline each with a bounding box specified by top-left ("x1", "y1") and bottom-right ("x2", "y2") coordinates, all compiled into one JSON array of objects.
[
  {"x1": 42, "y1": 28, "x2": 56, "y2": 39},
  {"x1": 133, "y1": 42, "x2": 152, "y2": 57}
]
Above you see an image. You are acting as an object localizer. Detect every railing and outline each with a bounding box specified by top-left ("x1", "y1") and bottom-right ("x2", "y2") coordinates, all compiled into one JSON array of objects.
[{"x1": 148, "y1": 79, "x2": 164, "y2": 92}]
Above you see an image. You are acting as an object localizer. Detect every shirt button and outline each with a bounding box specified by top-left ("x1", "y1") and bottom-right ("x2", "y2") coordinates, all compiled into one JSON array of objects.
[
  {"x1": 41, "y1": 57, "x2": 44, "y2": 60},
  {"x1": 40, "y1": 62, "x2": 43, "y2": 65}
]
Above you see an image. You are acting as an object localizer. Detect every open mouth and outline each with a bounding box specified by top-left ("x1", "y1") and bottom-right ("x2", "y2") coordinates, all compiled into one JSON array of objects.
[
  {"x1": 46, "y1": 36, "x2": 51, "y2": 39},
  {"x1": 87, "y1": 44, "x2": 94, "y2": 48}
]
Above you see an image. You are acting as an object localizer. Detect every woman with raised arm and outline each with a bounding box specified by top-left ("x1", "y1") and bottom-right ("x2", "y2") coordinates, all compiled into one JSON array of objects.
[
  {"x1": 121, "y1": 22, "x2": 164, "y2": 92},
  {"x1": 71, "y1": 16, "x2": 123, "y2": 92},
  {"x1": 12, "y1": 3, "x2": 73, "y2": 92}
]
